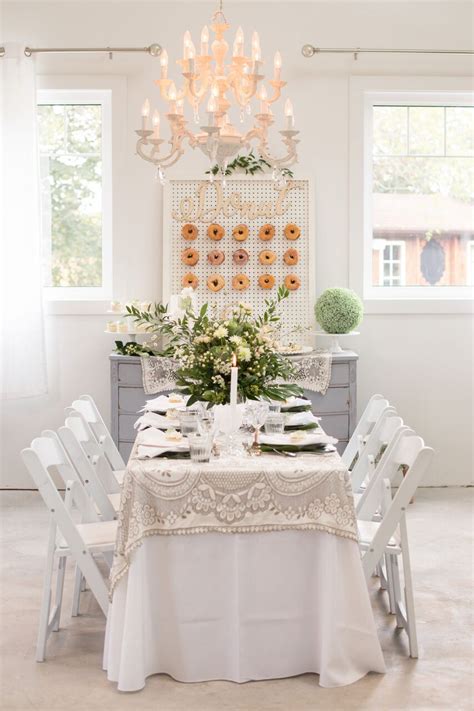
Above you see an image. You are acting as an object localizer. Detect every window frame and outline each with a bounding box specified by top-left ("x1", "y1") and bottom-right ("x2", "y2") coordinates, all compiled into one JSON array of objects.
[
  {"x1": 349, "y1": 76, "x2": 473, "y2": 314},
  {"x1": 378, "y1": 240, "x2": 406, "y2": 287},
  {"x1": 37, "y1": 88, "x2": 113, "y2": 302}
]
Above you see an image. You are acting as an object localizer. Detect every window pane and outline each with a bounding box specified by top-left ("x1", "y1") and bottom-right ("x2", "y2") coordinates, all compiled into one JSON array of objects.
[
  {"x1": 446, "y1": 107, "x2": 474, "y2": 156},
  {"x1": 408, "y1": 106, "x2": 444, "y2": 156},
  {"x1": 373, "y1": 106, "x2": 407, "y2": 156},
  {"x1": 38, "y1": 104, "x2": 102, "y2": 288},
  {"x1": 372, "y1": 104, "x2": 474, "y2": 288}
]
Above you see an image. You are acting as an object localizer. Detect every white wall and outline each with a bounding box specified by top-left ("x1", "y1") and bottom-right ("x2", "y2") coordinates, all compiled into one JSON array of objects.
[{"x1": 1, "y1": 1, "x2": 473, "y2": 487}]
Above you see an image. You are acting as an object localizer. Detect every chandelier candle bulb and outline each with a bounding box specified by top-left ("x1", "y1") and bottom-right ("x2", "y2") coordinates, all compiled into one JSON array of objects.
[
  {"x1": 152, "y1": 110, "x2": 160, "y2": 138},
  {"x1": 168, "y1": 82, "x2": 177, "y2": 114},
  {"x1": 234, "y1": 26, "x2": 244, "y2": 57},
  {"x1": 258, "y1": 85, "x2": 269, "y2": 114},
  {"x1": 141, "y1": 98, "x2": 150, "y2": 130},
  {"x1": 200, "y1": 25, "x2": 209, "y2": 55},
  {"x1": 273, "y1": 51, "x2": 282, "y2": 80},
  {"x1": 160, "y1": 49, "x2": 168, "y2": 78},
  {"x1": 284, "y1": 98, "x2": 294, "y2": 129}
]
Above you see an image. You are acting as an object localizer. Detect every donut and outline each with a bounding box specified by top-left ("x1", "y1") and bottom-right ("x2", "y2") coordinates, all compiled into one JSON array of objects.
[
  {"x1": 207, "y1": 274, "x2": 225, "y2": 292},
  {"x1": 285, "y1": 274, "x2": 301, "y2": 291},
  {"x1": 259, "y1": 224, "x2": 275, "y2": 241},
  {"x1": 208, "y1": 250, "x2": 225, "y2": 266},
  {"x1": 233, "y1": 249, "x2": 249, "y2": 265},
  {"x1": 207, "y1": 223, "x2": 225, "y2": 241},
  {"x1": 181, "y1": 223, "x2": 198, "y2": 240},
  {"x1": 284, "y1": 248, "x2": 299, "y2": 265},
  {"x1": 284, "y1": 223, "x2": 301, "y2": 240},
  {"x1": 182, "y1": 273, "x2": 199, "y2": 289},
  {"x1": 232, "y1": 224, "x2": 249, "y2": 242},
  {"x1": 181, "y1": 248, "x2": 199, "y2": 266},
  {"x1": 232, "y1": 274, "x2": 250, "y2": 291},
  {"x1": 258, "y1": 274, "x2": 275, "y2": 289},
  {"x1": 259, "y1": 249, "x2": 276, "y2": 265}
]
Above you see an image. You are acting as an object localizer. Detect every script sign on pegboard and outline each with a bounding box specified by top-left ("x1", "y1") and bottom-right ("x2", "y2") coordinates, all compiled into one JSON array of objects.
[{"x1": 162, "y1": 177, "x2": 314, "y2": 331}]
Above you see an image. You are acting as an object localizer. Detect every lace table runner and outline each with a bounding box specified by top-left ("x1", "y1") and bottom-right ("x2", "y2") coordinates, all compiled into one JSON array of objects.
[
  {"x1": 110, "y1": 451, "x2": 357, "y2": 598},
  {"x1": 140, "y1": 351, "x2": 332, "y2": 396}
]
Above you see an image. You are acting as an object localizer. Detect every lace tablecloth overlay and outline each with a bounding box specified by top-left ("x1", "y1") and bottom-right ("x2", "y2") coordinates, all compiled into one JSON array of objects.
[
  {"x1": 110, "y1": 452, "x2": 357, "y2": 597},
  {"x1": 140, "y1": 351, "x2": 332, "y2": 396}
]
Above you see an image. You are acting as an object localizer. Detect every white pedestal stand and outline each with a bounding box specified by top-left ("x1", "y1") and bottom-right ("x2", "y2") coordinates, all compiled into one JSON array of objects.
[{"x1": 312, "y1": 331, "x2": 360, "y2": 353}]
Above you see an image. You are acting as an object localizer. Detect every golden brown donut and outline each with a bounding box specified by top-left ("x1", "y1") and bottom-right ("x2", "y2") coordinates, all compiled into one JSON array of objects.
[
  {"x1": 207, "y1": 223, "x2": 225, "y2": 241},
  {"x1": 285, "y1": 274, "x2": 301, "y2": 290},
  {"x1": 181, "y1": 248, "x2": 199, "y2": 266},
  {"x1": 258, "y1": 274, "x2": 275, "y2": 289},
  {"x1": 207, "y1": 274, "x2": 225, "y2": 292},
  {"x1": 259, "y1": 249, "x2": 277, "y2": 265},
  {"x1": 258, "y1": 224, "x2": 275, "y2": 241},
  {"x1": 208, "y1": 249, "x2": 225, "y2": 266},
  {"x1": 232, "y1": 224, "x2": 249, "y2": 242},
  {"x1": 181, "y1": 223, "x2": 198, "y2": 240},
  {"x1": 182, "y1": 273, "x2": 199, "y2": 289},
  {"x1": 284, "y1": 248, "x2": 299, "y2": 265},
  {"x1": 232, "y1": 274, "x2": 250, "y2": 291},
  {"x1": 284, "y1": 223, "x2": 301, "y2": 240},
  {"x1": 233, "y1": 249, "x2": 249, "y2": 265}
]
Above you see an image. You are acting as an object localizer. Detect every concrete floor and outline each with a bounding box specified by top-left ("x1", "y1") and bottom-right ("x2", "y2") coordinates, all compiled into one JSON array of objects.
[{"x1": 0, "y1": 488, "x2": 472, "y2": 711}]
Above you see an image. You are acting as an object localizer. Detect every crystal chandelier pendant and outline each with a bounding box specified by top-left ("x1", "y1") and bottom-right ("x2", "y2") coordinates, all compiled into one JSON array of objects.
[{"x1": 134, "y1": 0, "x2": 300, "y2": 176}]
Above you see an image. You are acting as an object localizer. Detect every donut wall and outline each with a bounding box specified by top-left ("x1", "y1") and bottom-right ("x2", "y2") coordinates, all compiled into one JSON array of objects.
[{"x1": 162, "y1": 177, "x2": 314, "y2": 331}]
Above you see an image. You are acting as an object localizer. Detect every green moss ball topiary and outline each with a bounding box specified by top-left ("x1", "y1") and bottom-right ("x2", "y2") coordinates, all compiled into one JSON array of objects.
[{"x1": 315, "y1": 288, "x2": 363, "y2": 334}]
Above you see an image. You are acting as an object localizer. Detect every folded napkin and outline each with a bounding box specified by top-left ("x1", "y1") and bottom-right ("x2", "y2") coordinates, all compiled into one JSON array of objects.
[
  {"x1": 261, "y1": 443, "x2": 337, "y2": 454},
  {"x1": 136, "y1": 427, "x2": 189, "y2": 459},
  {"x1": 134, "y1": 411, "x2": 180, "y2": 431},
  {"x1": 141, "y1": 393, "x2": 188, "y2": 413},
  {"x1": 284, "y1": 411, "x2": 320, "y2": 430},
  {"x1": 260, "y1": 432, "x2": 338, "y2": 447}
]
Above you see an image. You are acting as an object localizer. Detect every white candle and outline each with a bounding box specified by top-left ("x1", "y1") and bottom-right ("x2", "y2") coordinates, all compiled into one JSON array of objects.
[
  {"x1": 233, "y1": 26, "x2": 244, "y2": 57},
  {"x1": 152, "y1": 109, "x2": 160, "y2": 139},
  {"x1": 141, "y1": 98, "x2": 150, "y2": 130},
  {"x1": 230, "y1": 354, "x2": 239, "y2": 411},
  {"x1": 160, "y1": 49, "x2": 168, "y2": 79},
  {"x1": 258, "y1": 85, "x2": 269, "y2": 115},
  {"x1": 200, "y1": 25, "x2": 209, "y2": 55},
  {"x1": 274, "y1": 51, "x2": 282, "y2": 81},
  {"x1": 168, "y1": 82, "x2": 177, "y2": 114},
  {"x1": 284, "y1": 98, "x2": 294, "y2": 129}
]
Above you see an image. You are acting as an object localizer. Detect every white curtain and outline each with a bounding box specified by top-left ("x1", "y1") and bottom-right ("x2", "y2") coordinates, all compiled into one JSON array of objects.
[{"x1": 0, "y1": 44, "x2": 47, "y2": 398}]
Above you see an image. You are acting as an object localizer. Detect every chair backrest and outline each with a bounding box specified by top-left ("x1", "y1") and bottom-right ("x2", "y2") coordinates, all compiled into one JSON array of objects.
[
  {"x1": 342, "y1": 394, "x2": 390, "y2": 469},
  {"x1": 21, "y1": 441, "x2": 109, "y2": 615},
  {"x1": 68, "y1": 395, "x2": 125, "y2": 471},
  {"x1": 34, "y1": 431, "x2": 98, "y2": 523},
  {"x1": 57, "y1": 422, "x2": 117, "y2": 520},
  {"x1": 64, "y1": 412, "x2": 120, "y2": 494},
  {"x1": 350, "y1": 408, "x2": 400, "y2": 491},
  {"x1": 360, "y1": 434, "x2": 434, "y2": 580}
]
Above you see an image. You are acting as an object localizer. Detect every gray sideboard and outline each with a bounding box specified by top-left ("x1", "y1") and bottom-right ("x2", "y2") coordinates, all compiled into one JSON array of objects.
[{"x1": 110, "y1": 351, "x2": 358, "y2": 461}]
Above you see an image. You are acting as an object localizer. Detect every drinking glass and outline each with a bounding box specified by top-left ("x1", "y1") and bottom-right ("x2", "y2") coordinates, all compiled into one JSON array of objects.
[
  {"x1": 244, "y1": 401, "x2": 270, "y2": 454},
  {"x1": 264, "y1": 413, "x2": 285, "y2": 435},
  {"x1": 188, "y1": 433, "x2": 213, "y2": 463},
  {"x1": 178, "y1": 410, "x2": 200, "y2": 436},
  {"x1": 269, "y1": 402, "x2": 281, "y2": 414}
]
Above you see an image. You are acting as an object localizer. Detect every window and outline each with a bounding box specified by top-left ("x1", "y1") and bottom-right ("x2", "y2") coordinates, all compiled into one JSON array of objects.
[
  {"x1": 468, "y1": 241, "x2": 474, "y2": 286},
  {"x1": 371, "y1": 104, "x2": 473, "y2": 292},
  {"x1": 37, "y1": 90, "x2": 112, "y2": 300}
]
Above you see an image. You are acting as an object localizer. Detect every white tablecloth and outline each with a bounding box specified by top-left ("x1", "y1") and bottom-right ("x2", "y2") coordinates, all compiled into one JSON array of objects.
[{"x1": 104, "y1": 530, "x2": 385, "y2": 691}]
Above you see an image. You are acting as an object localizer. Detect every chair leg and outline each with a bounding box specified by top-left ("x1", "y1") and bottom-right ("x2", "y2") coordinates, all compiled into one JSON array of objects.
[
  {"x1": 71, "y1": 566, "x2": 82, "y2": 617},
  {"x1": 390, "y1": 554, "x2": 405, "y2": 629},
  {"x1": 52, "y1": 556, "x2": 67, "y2": 631},
  {"x1": 385, "y1": 553, "x2": 397, "y2": 614},
  {"x1": 36, "y1": 521, "x2": 56, "y2": 662},
  {"x1": 400, "y1": 515, "x2": 418, "y2": 658}
]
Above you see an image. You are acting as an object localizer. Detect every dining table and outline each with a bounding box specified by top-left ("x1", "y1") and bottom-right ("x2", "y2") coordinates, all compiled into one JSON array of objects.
[{"x1": 103, "y1": 442, "x2": 386, "y2": 692}]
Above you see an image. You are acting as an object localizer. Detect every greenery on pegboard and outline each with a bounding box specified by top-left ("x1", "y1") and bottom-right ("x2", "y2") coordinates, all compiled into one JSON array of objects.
[{"x1": 205, "y1": 150, "x2": 294, "y2": 178}]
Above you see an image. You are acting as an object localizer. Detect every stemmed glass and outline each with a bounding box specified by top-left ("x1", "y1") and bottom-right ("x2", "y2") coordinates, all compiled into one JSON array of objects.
[{"x1": 244, "y1": 401, "x2": 270, "y2": 455}]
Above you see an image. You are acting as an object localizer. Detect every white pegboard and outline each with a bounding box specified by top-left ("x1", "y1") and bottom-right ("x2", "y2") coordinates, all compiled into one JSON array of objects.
[{"x1": 162, "y1": 177, "x2": 314, "y2": 332}]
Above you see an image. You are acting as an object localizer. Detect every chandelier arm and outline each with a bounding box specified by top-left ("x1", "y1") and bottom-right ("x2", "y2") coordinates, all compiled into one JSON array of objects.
[
  {"x1": 187, "y1": 74, "x2": 212, "y2": 103},
  {"x1": 230, "y1": 74, "x2": 259, "y2": 107},
  {"x1": 256, "y1": 132, "x2": 300, "y2": 169},
  {"x1": 266, "y1": 81, "x2": 287, "y2": 105}
]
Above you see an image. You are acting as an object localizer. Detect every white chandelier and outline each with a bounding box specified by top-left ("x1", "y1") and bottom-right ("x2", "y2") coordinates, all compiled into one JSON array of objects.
[{"x1": 135, "y1": 0, "x2": 299, "y2": 182}]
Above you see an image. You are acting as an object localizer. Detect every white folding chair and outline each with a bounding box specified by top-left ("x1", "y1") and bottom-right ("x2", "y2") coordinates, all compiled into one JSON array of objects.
[
  {"x1": 21, "y1": 436, "x2": 117, "y2": 662},
  {"x1": 342, "y1": 394, "x2": 391, "y2": 471},
  {"x1": 63, "y1": 410, "x2": 123, "y2": 493},
  {"x1": 357, "y1": 432, "x2": 434, "y2": 658},
  {"x1": 351, "y1": 409, "x2": 404, "y2": 492},
  {"x1": 67, "y1": 394, "x2": 125, "y2": 472}
]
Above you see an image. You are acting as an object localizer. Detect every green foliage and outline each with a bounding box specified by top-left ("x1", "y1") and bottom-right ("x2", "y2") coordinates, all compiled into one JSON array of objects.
[
  {"x1": 315, "y1": 288, "x2": 363, "y2": 334},
  {"x1": 127, "y1": 288, "x2": 303, "y2": 406},
  {"x1": 38, "y1": 104, "x2": 103, "y2": 287},
  {"x1": 114, "y1": 341, "x2": 156, "y2": 357},
  {"x1": 205, "y1": 150, "x2": 294, "y2": 178}
]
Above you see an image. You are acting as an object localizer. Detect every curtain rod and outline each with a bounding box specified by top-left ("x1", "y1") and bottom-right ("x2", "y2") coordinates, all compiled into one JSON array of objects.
[
  {"x1": 0, "y1": 44, "x2": 161, "y2": 58},
  {"x1": 302, "y1": 44, "x2": 474, "y2": 59}
]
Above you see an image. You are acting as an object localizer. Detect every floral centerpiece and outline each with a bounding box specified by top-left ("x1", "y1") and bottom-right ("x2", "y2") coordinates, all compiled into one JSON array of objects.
[{"x1": 126, "y1": 286, "x2": 303, "y2": 407}]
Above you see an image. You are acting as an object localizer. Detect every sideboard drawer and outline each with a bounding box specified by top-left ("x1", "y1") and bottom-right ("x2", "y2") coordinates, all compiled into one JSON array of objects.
[
  {"x1": 119, "y1": 387, "x2": 146, "y2": 413},
  {"x1": 313, "y1": 387, "x2": 349, "y2": 414},
  {"x1": 330, "y1": 363, "x2": 349, "y2": 386},
  {"x1": 320, "y1": 414, "x2": 349, "y2": 439},
  {"x1": 118, "y1": 414, "x2": 138, "y2": 442},
  {"x1": 118, "y1": 363, "x2": 143, "y2": 386}
]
